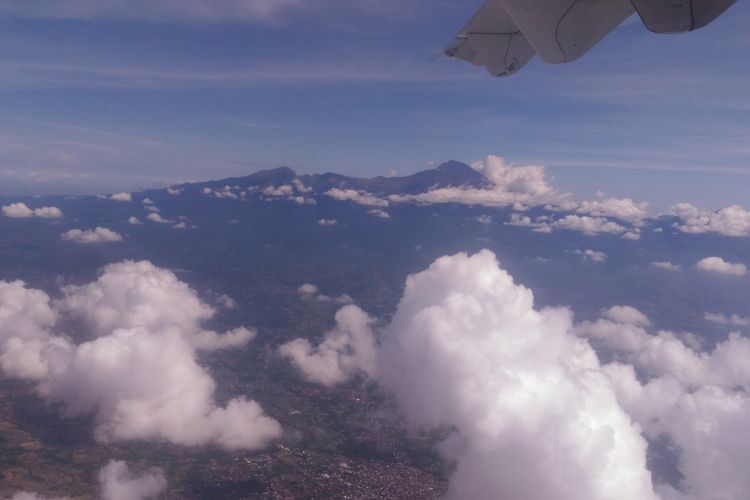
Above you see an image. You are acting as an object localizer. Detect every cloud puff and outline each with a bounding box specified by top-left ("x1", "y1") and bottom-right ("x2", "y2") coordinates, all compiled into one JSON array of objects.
[
  {"x1": 297, "y1": 283, "x2": 319, "y2": 296},
  {"x1": 203, "y1": 185, "x2": 245, "y2": 200},
  {"x1": 508, "y1": 212, "x2": 634, "y2": 237},
  {"x1": 61, "y1": 227, "x2": 123, "y2": 244},
  {"x1": 109, "y1": 193, "x2": 132, "y2": 202},
  {"x1": 576, "y1": 308, "x2": 750, "y2": 500},
  {"x1": 0, "y1": 280, "x2": 68, "y2": 380},
  {"x1": 146, "y1": 213, "x2": 170, "y2": 224},
  {"x1": 281, "y1": 251, "x2": 750, "y2": 499},
  {"x1": 553, "y1": 215, "x2": 628, "y2": 235},
  {"x1": 2, "y1": 202, "x2": 63, "y2": 219},
  {"x1": 325, "y1": 188, "x2": 389, "y2": 207},
  {"x1": 671, "y1": 203, "x2": 750, "y2": 237},
  {"x1": 127, "y1": 216, "x2": 142, "y2": 225},
  {"x1": 317, "y1": 218, "x2": 337, "y2": 226},
  {"x1": 58, "y1": 260, "x2": 215, "y2": 335},
  {"x1": 0, "y1": 262, "x2": 280, "y2": 450},
  {"x1": 296, "y1": 282, "x2": 353, "y2": 305},
  {"x1": 704, "y1": 312, "x2": 749, "y2": 327},
  {"x1": 39, "y1": 328, "x2": 273, "y2": 447},
  {"x1": 577, "y1": 197, "x2": 649, "y2": 225},
  {"x1": 282, "y1": 251, "x2": 657, "y2": 500},
  {"x1": 575, "y1": 249, "x2": 607, "y2": 262},
  {"x1": 166, "y1": 187, "x2": 182, "y2": 195},
  {"x1": 377, "y1": 251, "x2": 656, "y2": 500},
  {"x1": 367, "y1": 209, "x2": 390, "y2": 219},
  {"x1": 263, "y1": 185, "x2": 294, "y2": 197},
  {"x1": 5, "y1": 493, "x2": 69, "y2": 500},
  {"x1": 8, "y1": 460, "x2": 166, "y2": 500},
  {"x1": 390, "y1": 156, "x2": 571, "y2": 210},
  {"x1": 279, "y1": 305, "x2": 377, "y2": 387},
  {"x1": 696, "y1": 257, "x2": 747, "y2": 276},
  {"x1": 59, "y1": 260, "x2": 253, "y2": 350},
  {"x1": 291, "y1": 178, "x2": 312, "y2": 193},
  {"x1": 98, "y1": 460, "x2": 166, "y2": 500},
  {"x1": 652, "y1": 261, "x2": 680, "y2": 271}
]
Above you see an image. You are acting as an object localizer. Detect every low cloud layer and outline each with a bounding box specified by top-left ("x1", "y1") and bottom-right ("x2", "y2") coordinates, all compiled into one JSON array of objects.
[
  {"x1": 325, "y1": 188, "x2": 389, "y2": 207},
  {"x1": 281, "y1": 250, "x2": 750, "y2": 499},
  {"x1": 2, "y1": 202, "x2": 63, "y2": 219},
  {"x1": 509, "y1": 212, "x2": 639, "y2": 239},
  {"x1": 576, "y1": 197, "x2": 648, "y2": 225},
  {"x1": 704, "y1": 312, "x2": 749, "y2": 327},
  {"x1": 61, "y1": 227, "x2": 123, "y2": 244},
  {"x1": 0, "y1": 261, "x2": 281, "y2": 450},
  {"x1": 671, "y1": 204, "x2": 750, "y2": 237},
  {"x1": 390, "y1": 156, "x2": 571, "y2": 210}
]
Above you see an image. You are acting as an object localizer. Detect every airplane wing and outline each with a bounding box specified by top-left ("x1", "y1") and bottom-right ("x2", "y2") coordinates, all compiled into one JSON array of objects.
[
  {"x1": 631, "y1": 0, "x2": 737, "y2": 33},
  {"x1": 443, "y1": 0, "x2": 536, "y2": 77},
  {"x1": 446, "y1": 0, "x2": 738, "y2": 77},
  {"x1": 490, "y1": 0, "x2": 634, "y2": 64}
]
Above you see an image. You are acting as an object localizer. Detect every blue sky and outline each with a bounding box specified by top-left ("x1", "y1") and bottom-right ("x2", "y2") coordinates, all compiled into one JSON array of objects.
[{"x1": 0, "y1": 0, "x2": 748, "y2": 210}]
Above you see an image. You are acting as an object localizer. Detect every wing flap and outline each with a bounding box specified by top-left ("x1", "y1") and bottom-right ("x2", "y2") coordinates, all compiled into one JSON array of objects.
[
  {"x1": 499, "y1": 0, "x2": 634, "y2": 63},
  {"x1": 444, "y1": 0, "x2": 535, "y2": 77},
  {"x1": 632, "y1": 0, "x2": 738, "y2": 33}
]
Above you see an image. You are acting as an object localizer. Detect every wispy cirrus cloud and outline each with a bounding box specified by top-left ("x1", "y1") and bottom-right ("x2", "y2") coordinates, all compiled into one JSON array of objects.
[{"x1": 0, "y1": 0, "x2": 302, "y2": 23}]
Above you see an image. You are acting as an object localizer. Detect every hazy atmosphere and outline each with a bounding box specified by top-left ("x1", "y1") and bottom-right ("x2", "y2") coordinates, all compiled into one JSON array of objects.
[
  {"x1": 1, "y1": 1, "x2": 749, "y2": 209},
  {"x1": 1, "y1": 2, "x2": 748, "y2": 500}
]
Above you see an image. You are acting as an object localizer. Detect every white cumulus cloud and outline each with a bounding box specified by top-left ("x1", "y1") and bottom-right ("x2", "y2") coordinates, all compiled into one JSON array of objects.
[
  {"x1": 0, "y1": 262, "x2": 280, "y2": 450},
  {"x1": 575, "y1": 249, "x2": 607, "y2": 262},
  {"x1": 109, "y1": 193, "x2": 132, "y2": 202},
  {"x1": 279, "y1": 305, "x2": 377, "y2": 387},
  {"x1": 696, "y1": 257, "x2": 747, "y2": 276},
  {"x1": 704, "y1": 312, "x2": 749, "y2": 327},
  {"x1": 282, "y1": 251, "x2": 658, "y2": 500},
  {"x1": 146, "y1": 213, "x2": 170, "y2": 224},
  {"x1": 2, "y1": 202, "x2": 63, "y2": 218},
  {"x1": 553, "y1": 215, "x2": 627, "y2": 235},
  {"x1": 671, "y1": 203, "x2": 750, "y2": 237},
  {"x1": 577, "y1": 197, "x2": 649, "y2": 225},
  {"x1": 576, "y1": 308, "x2": 750, "y2": 500},
  {"x1": 7, "y1": 460, "x2": 166, "y2": 500},
  {"x1": 98, "y1": 460, "x2": 167, "y2": 500},
  {"x1": 389, "y1": 155, "x2": 571, "y2": 210},
  {"x1": 325, "y1": 188, "x2": 389, "y2": 207},
  {"x1": 280, "y1": 250, "x2": 750, "y2": 499},
  {"x1": 377, "y1": 251, "x2": 656, "y2": 500},
  {"x1": 367, "y1": 209, "x2": 390, "y2": 219},
  {"x1": 652, "y1": 261, "x2": 680, "y2": 271},
  {"x1": 61, "y1": 227, "x2": 123, "y2": 244}
]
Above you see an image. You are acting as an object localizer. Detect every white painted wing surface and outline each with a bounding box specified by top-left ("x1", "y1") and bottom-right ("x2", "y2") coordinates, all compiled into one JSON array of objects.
[
  {"x1": 499, "y1": 0, "x2": 634, "y2": 63},
  {"x1": 631, "y1": 0, "x2": 738, "y2": 33},
  {"x1": 444, "y1": 0, "x2": 536, "y2": 77}
]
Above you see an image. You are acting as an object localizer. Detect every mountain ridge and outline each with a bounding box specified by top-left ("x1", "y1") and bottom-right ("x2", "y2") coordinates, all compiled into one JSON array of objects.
[{"x1": 174, "y1": 160, "x2": 490, "y2": 196}]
